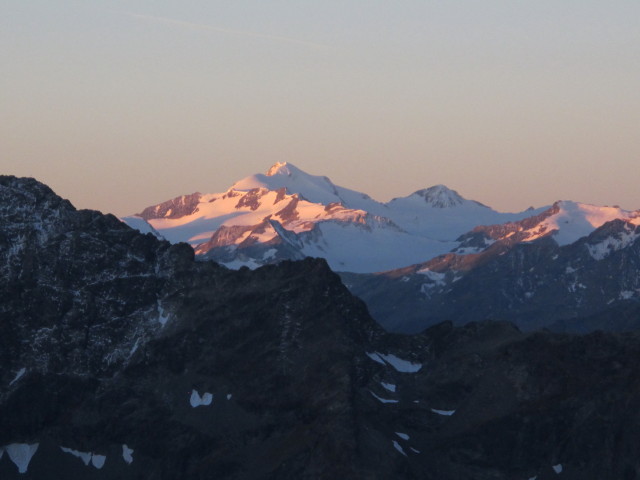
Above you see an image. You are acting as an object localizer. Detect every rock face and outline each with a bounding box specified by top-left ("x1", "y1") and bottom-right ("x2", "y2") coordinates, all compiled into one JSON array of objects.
[
  {"x1": 138, "y1": 192, "x2": 203, "y2": 220},
  {"x1": 3, "y1": 176, "x2": 640, "y2": 479}
]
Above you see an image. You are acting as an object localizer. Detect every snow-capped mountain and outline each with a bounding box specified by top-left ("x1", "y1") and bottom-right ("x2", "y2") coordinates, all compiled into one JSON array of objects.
[
  {"x1": 123, "y1": 162, "x2": 541, "y2": 273},
  {"x1": 230, "y1": 161, "x2": 385, "y2": 213},
  {"x1": 385, "y1": 185, "x2": 544, "y2": 240},
  {"x1": 456, "y1": 200, "x2": 640, "y2": 251}
]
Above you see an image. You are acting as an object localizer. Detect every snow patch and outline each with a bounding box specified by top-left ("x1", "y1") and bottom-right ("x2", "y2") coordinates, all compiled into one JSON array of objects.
[
  {"x1": 392, "y1": 440, "x2": 407, "y2": 456},
  {"x1": 431, "y1": 408, "x2": 455, "y2": 416},
  {"x1": 410, "y1": 447, "x2": 421, "y2": 454},
  {"x1": 190, "y1": 390, "x2": 213, "y2": 407},
  {"x1": 366, "y1": 351, "x2": 421, "y2": 372},
  {"x1": 366, "y1": 352, "x2": 386, "y2": 365},
  {"x1": 262, "y1": 248, "x2": 277, "y2": 260},
  {"x1": 157, "y1": 300, "x2": 169, "y2": 327},
  {"x1": 6, "y1": 443, "x2": 39, "y2": 473},
  {"x1": 395, "y1": 432, "x2": 410, "y2": 440},
  {"x1": 92, "y1": 454, "x2": 106, "y2": 469},
  {"x1": 552, "y1": 463, "x2": 563, "y2": 474},
  {"x1": 586, "y1": 224, "x2": 639, "y2": 260},
  {"x1": 420, "y1": 283, "x2": 435, "y2": 295},
  {"x1": 226, "y1": 394, "x2": 232, "y2": 400},
  {"x1": 369, "y1": 390, "x2": 398, "y2": 404},
  {"x1": 60, "y1": 446, "x2": 91, "y2": 465},
  {"x1": 201, "y1": 392, "x2": 213, "y2": 405},
  {"x1": 381, "y1": 382, "x2": 396, "y2": 392},
  {"x1": 379, "y1": 353, "x2": 422, "y2": 373},
  {"x1": 9, "y1": 367, "x2": 26, "y2": 386},
  {"x1": 221, "y1": 258, "x2": 262, "y2": 270},
  {"x1": 567, "y1": 281, "x2": 587, "y2": 293},
  {"x1": 61, "y1": 447, "x2": 105, "y2": 467},
  {"x1": 453, "y1": 246, "x2": 484, "y2": 255},
  {"x1": 417, "y1": 268, "x2": 446, "y2": 286},
  {"x1": 620, "y1": 290, "x2": 635, "y2": 300},
  {"x1": 129, "y1": 338, "x2": 140, "y2": 357},
  {"x1": 122, "y1": 444, "x2": 134, "y2": 464}
]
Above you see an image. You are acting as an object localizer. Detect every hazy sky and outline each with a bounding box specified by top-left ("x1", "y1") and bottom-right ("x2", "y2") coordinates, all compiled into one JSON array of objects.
[{"x1": 2, "y1": 1, "x2": 639, "y2": 216}]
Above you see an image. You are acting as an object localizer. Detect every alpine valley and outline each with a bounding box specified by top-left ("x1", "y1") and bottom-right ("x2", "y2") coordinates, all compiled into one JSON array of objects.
[
  {"x1": 2, "y1": 172, "x2": 640, "y2": 479},
  {"x1": 124, "y1": 162, "x2": 640, "y2": 334}
]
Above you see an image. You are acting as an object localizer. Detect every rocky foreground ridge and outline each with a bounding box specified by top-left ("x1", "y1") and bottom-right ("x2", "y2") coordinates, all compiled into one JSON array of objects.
[{"x1": 2, "y1": 176, "x2": 640, "y2": 479}]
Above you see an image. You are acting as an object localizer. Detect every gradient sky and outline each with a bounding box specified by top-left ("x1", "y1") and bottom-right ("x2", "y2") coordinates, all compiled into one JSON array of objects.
[{"x1": 2, "y1": 1, "x2": 639, "y2": 216}]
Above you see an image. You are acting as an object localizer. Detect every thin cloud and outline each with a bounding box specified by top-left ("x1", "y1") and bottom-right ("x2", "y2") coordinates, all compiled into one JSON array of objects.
[{"x1": 125, "y1": 12, "x2": 329, "y2": 50}]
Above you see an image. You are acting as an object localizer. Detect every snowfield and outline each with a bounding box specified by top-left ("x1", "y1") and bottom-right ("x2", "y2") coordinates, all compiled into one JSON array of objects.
[{"x1": 123, "y1": 163, "x2": 639, "y2": 274}]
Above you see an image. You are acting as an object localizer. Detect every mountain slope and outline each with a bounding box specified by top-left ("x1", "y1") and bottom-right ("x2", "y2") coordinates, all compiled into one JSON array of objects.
[
  {"x1": 343, "y1": 218, "x2": 640, "y2": 333},
  {"x1": 3, "y1": 176, "x2": 640, "y2": 479},
  {"x1": 231, "y1": 161, "x2": 384, "y2": 213},
  {"x1": 455, "y1": 200, "x2": 640, "y2": 249},
  {"x1": 384, "y1": 185, "x2": 544, "y2": 240}
]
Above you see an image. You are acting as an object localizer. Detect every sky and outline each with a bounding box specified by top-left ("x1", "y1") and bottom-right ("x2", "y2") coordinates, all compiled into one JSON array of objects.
[{"x1": 1, "y1": 1, "x2": 639, "y2": 216}]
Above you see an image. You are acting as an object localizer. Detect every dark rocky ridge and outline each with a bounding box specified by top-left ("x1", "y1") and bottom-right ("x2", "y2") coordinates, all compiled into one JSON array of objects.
[{"x1": 2, "y1": 176, "x2": 640, "y2": 479}]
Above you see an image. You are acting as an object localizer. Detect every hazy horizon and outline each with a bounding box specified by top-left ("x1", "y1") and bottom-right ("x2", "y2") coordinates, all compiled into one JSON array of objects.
[{"x1": 2, "y1": 1, "x2": 638, "y2": 216}]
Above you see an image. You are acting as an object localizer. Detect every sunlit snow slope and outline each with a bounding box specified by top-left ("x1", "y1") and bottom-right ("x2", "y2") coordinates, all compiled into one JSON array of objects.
[{"x1": 122, "y1": 163, "x2": 637, "y2": 273}]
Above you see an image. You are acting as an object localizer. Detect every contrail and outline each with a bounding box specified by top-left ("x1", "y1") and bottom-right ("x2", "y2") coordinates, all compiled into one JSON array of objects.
[{"x1": 125, "y1": 12, "x2": 329, "y2": 50}]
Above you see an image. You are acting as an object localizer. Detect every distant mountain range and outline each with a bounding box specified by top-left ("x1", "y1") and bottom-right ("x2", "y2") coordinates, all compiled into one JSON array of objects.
[
  {"x1": 122, "y1": 162, "x2": 546, "y2": 273},
  {"x1": 123, "y1": 163, "x2": 640, "y2": 333}
]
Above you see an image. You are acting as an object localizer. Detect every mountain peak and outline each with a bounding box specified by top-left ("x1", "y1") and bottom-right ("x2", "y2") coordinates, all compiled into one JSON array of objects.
[
  {"x1": 230, "y1": 163, "x2": 343, "y2": 206},
  {"x1": 266, "y1": 162, "x2": 300, "y2": 177},
  {"x1": 413, "y1": 185, "x2": 466, "y2": 208}
]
